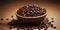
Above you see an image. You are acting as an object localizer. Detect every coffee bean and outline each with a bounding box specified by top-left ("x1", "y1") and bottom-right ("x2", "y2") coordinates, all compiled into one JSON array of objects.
[
  {"x1": 6, "y1": 18, "x2": 9, "y2": 20},
  {"x1": 9, "y1": 27, "x2": 12, "y2": 29},
  {"x1": 51, "y1": 18, "x2": 54, "y2": 20},
  {"x1": 44, "y1": 28, "x2": 47, "y2": 30},
  {"x1": 51, "y1": 24, "x2": 53, "y2": 28},
  {"x1": 53, "y1": 27, "x2": 56, "y2": 29},
  {"x1": 41, "y1": 27, "x2": 43, "y2": 29},
  {"x1": 0, "y1": 18, "x2": 3, "y2": 21},
  {"x1": 51, "y1": 21, "x2": 54, "y2": 22},
  {"x1": 48, "y1": 22, "x2": 51, "y2": 25},
  {"x1": 11, "y1": 16, "x2": 13, "y2": 18},
  {"x1": 0, "y1": 23, "x2": 2, "y2": 25}
]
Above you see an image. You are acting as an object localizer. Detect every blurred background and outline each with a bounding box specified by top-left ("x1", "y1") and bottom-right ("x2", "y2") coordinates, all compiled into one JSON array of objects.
[{"x1": 0, "y1": 0, "x2": 60, "y2": 30}]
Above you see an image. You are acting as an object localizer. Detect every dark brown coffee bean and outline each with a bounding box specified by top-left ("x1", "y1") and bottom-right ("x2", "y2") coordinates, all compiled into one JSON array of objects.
[
  {"x1": 0, "y1": 18, "x2": 3, "y2": 21},
  {"x1": 0, "y1": 23, "x2": 2, "y2": 25},
  {"x1": 51, "y1": 24, "x2": 53, "y2": 28},
  {"x1": 6, "y1": 18, "x2": 9, "y2": 20},
  {"x1": 51, "y1": 21, "x2": 54, "y2": 22},
  {"x1": 51, "y1": 18, "x2": 54, "y2": 20},
  {"x1": 41, "y1": 27, "x2": 43, "y2": 29},
  {"x1": 53, "y1": 27, "x2": 56, "y2": 29},
  {"x1": 48, "y1": 22, "x2": 51, "y2": 25},
  {"x1": 11, "y1": 16, "x2": 13, "y2": 18},
  {"x1": 44, "y1": 28, "x2": 47, "y2": 30},
  {"x1": 9, "y1": 27, "x2": 12, "y2": 29}
]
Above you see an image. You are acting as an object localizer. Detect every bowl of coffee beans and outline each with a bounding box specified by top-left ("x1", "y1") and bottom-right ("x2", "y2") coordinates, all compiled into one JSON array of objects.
[{"x1": 16, "y1": 4, "x2": 47, "y2": 26}]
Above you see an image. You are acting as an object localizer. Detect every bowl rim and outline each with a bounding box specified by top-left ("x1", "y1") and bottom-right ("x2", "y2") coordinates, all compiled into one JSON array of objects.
[{"x1": 16, "y1": 12, "x2": 47, "y2": 18}]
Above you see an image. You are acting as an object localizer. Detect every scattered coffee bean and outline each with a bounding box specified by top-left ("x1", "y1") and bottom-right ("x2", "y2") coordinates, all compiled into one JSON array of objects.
[
  {"x1": 0, "y1": 18, "x2": 3, "y2": 21},
  {"x1": 0, "y1": 23, "x2": 2, "y2": 25},
  {"x1": 53, "y1": 27, "x2": 56, "y2": 29},
  {"x1": 51, "y1": 24, "x2": 53, "y2": 28},
  {"x1": 9, "y1": 27, "x2": 12, "y2": 29},
  {"x1": 51, "y1": 18, "x2": 54, "y2": 20},
  {"x1": 44, "y1": 28, "x2": 47, "y2": 30},
  {"x1": 11, "y1": 16, "x2": 13, "y2": 18},
  {"x1": 48, "y1": 22, "x2": 51, "y2": 25},
  {"x1": 6, "y1": 18, "x2": 9, "y2": 20},
  {"x1": 51, "y1": 21, "x2": 54, "y2": 22}
]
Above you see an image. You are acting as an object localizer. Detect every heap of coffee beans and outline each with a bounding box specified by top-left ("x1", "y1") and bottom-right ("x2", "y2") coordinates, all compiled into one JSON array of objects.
[
  {"x1": 7, "y1": 18, "x2": 56, "y2": 30},
  {"x1": 17, "y1": 4, "x2": 46, "y2": 17}
]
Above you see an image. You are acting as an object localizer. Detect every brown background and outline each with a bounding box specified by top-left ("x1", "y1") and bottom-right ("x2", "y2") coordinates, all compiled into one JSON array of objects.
[{"x1": 0, "y1": 0, "x2": 60, "y2": 30}]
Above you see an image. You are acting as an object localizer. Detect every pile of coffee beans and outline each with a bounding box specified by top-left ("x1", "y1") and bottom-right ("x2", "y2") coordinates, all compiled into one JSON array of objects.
[
  {"x1": 8, "y1": 18, "x2": 56, "y2": 30},
  {"x1": 39, "y1": 18, "x2": 56, "y2": 30},
  {"x1": 17, "y1": 4, "x2": 46, "y2": 17}
]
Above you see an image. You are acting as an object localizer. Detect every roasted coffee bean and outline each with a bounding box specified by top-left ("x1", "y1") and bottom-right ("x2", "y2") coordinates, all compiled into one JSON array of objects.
[
  {"x1": 6, "y1": 18, "x2": 9, "y2": 20},
  {"x1": 0, "y1": 23, "x2": 2, "y2": 25},
  {"x1": 53, "y1": 27, "x2": 56, "y2": 29},
  {"x1": 40, "y1": 25, "x2": 44, "y2": 29},
  {"x1": 9, "y1": 27, "x2": 12, "y2": 29},
  {"x1": 44, "y1": 28, "x2": 47, "y2": 30},
  {"x1": 51, "y1": 18, "x2": 54, "y2": 20},
  {"x1": 51, "y1": 24, "x2": 53, "y2": 28},
  {"x1": 51, "y1": 21, "x2": 54, "y2": 22},
  {"x1": 11, "y1": 16, "x2": 13, "y2": 18},
  {"x1": 48, "y1": 22, "x2": 51, "y2": 25},
  {"x1": 0, "y1": 18, "x2": 3, "y2": 21}
]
